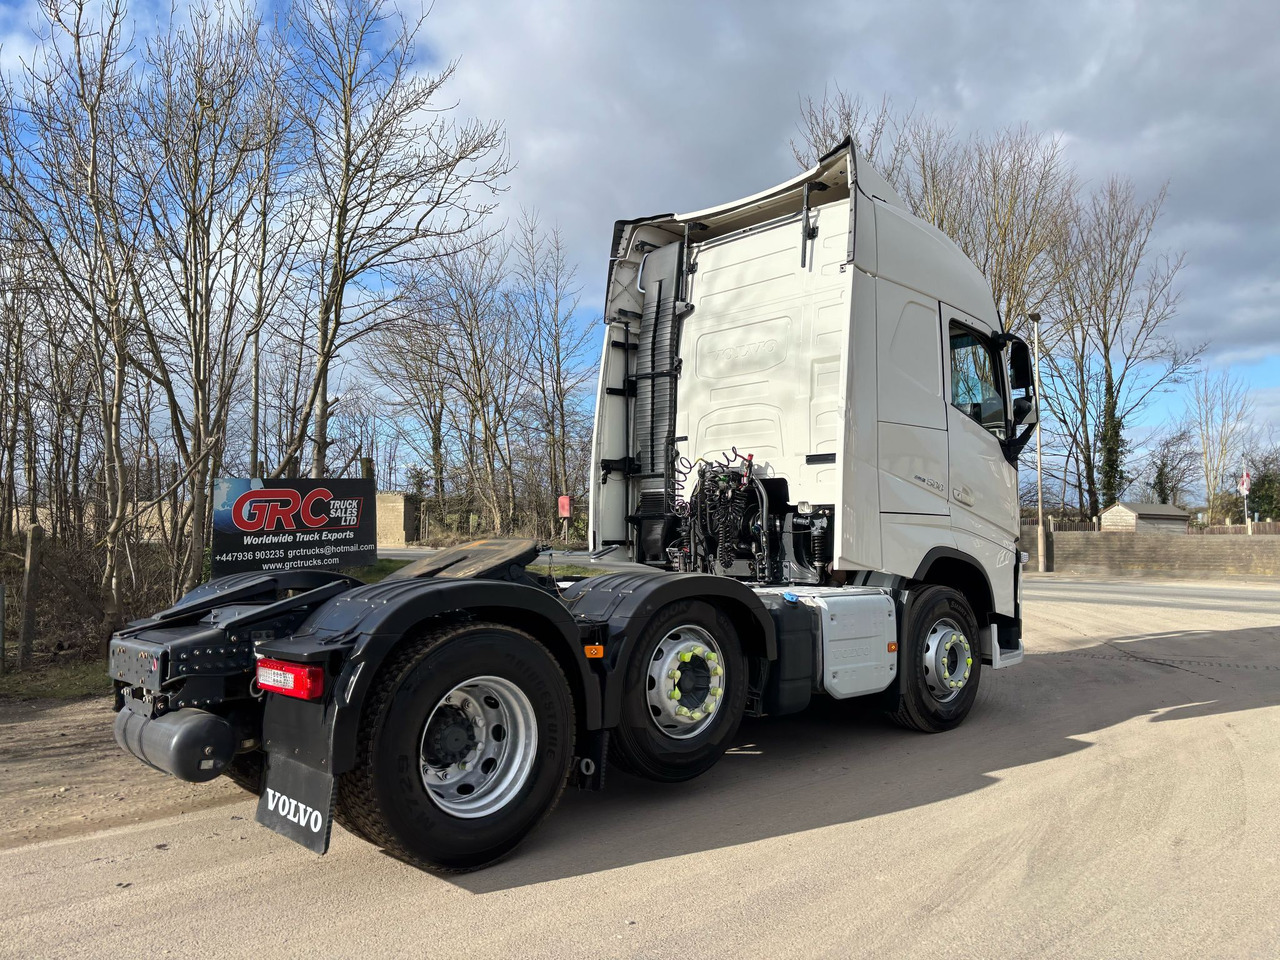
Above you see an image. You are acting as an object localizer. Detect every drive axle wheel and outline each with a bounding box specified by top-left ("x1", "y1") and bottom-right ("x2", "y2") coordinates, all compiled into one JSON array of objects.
[
  {"x1": 612, "y1": 600, "x2": 747, "y2": 782},
  {"x1": 418, "y1": 676, "x2": 538, "y2": 818},
  {"x1": 336, "y1": 622, "x2": 574, "y2": 872},
  {"x1": 889, "y1": 585, "x2": 982, "y2": 733}
]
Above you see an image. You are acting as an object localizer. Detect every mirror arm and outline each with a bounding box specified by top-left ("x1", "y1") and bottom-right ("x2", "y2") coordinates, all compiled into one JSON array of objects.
[{"x1": 1004, "y1": 421, "x2": 1038, "y2": 463}]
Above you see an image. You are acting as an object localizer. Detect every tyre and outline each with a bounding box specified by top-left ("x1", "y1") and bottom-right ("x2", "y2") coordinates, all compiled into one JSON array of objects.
[
  {"x1": 335, "y1": 622, "x2": 575, "y2": 872},
  {"x1": 889, "y1": 585, "x2": 982, "y2": 733},
  {"x1": 611, "y1": 599, "x2": 748, "y2": 782},
  {"x1": 224, "y1": 751, "x2": 263, "y2": 795}
]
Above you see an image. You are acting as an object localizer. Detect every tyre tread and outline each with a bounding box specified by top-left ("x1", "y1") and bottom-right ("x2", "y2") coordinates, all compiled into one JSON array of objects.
[
  {"x1": 887, "y1": 584, "x2": 978, "y2": 734},
  {"x1": 334, "y1": 621, "x2": 574, "y2": 873},
  {"x1": 223, "y1": 751, "x2": 263, "y2": 795}
]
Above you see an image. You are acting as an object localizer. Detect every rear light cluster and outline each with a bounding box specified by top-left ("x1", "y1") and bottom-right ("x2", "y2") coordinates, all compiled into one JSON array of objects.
[{"x1": 256, "y1": 658, "x2": 325, "y2": 700}]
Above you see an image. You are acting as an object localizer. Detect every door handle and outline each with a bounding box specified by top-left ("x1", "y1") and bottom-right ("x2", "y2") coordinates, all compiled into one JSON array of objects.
[{"x1": 953, "y1": 486, "x2": 975, "y2": 506}]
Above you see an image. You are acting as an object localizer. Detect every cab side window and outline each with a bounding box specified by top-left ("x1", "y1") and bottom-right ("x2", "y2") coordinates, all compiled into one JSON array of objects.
[{"x1": 949, "y1": 323, "x2": 1005, "y2": 439}]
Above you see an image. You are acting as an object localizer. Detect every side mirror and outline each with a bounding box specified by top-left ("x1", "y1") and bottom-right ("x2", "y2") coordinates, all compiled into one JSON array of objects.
[
  {"x1": 1013, "y1": 396, "x2": 1038, "y2": 426},
  {"x1": 1008, "y1": 337, "x2": 1033, "y2": 391}
]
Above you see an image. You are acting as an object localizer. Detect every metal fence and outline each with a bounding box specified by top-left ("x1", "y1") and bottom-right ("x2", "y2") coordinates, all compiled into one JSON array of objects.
[
  {"x1": 1052, "y1": 520, "x2": 1100, "y2": 532},
  {"x1": 1189, "y1": 522, "x2": 1280, "y2": 535},
  {"x1": 1023, "y1": 519, "x2": 1280, "y2": 535}
]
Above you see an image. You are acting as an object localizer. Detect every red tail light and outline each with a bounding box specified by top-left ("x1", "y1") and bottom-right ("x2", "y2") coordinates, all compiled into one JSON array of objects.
[{"x1": 256, "y1": 658, "x2": 325, "y2": 700}]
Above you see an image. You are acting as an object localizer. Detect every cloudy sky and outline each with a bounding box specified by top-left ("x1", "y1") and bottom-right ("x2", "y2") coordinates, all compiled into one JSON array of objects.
[
  {"x1": 422, "y1": 0, "x2": 1279, "y2": 430},
  {"x1": 0, "y1": 0, "x2": 1272, "y2": 430}
]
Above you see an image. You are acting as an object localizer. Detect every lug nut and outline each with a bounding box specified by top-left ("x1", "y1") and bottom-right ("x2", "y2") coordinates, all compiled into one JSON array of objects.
[{"x1": 668, "y1": 669, "x2": 681, "y2": 681}]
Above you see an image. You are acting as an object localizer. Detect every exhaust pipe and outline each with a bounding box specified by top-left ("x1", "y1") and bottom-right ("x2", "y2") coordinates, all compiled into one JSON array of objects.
[{"x1": 114, "y1": 707, "x2": 236, "y2": 783}]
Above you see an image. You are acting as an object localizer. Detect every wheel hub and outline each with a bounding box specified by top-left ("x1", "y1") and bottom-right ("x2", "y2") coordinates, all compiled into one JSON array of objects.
[
  {"x1": 419, "y1": 677, "x2": 537, "y2": 819},
  {"x1": 922, "y1": 618, "x2": 972, "y2": 703},
  {"x1": 646, "y1": 625, "x2": 725, "y2": 740},
  {"x1": 423, "y1": 705, "x2": 478, "y2": 766}
]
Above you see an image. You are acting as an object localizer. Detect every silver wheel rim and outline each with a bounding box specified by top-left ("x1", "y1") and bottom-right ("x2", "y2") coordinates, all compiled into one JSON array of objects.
[
  {"x1": 646, "y1": 624, "x2": 725, "y2": 740},
  {"x1": 419, "y1": 675, "x2": 537, "y2": 819},
  {"x1": 922, "y1": 618, "x2": 973, "y2": 703}
]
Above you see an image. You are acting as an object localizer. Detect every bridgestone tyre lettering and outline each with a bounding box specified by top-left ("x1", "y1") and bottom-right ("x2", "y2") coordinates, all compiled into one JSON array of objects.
[
  {"x1": 611, "y1": 600, "x2": 747, "y2": 783},
  {"x1": 889, "y1": 585, "x2": 982, "y2": 733},
  {"x1": 335, "y1": 622, "x2": 575, "y2": 872}
]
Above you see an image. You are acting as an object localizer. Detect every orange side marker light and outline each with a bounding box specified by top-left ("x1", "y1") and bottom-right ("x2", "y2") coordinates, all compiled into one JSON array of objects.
[{"x1": 584, "y1": 644, "x2": 605, "y2": 659}]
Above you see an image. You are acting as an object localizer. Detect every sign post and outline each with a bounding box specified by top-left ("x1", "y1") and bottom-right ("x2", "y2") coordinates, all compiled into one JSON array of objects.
[
  {"x1": 557, "y1": 495, "x2": 573, "y2": 542},
  {"x1": 1239, "y1": 462, "x2": 1251, "y2": 534},
  {"x1": 211, "y1": 478, "x2": 378, "y2": 576}
]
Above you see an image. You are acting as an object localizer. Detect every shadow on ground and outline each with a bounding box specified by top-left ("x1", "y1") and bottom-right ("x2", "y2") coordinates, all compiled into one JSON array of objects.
[{"x1": 449, "y1": 625, "x2": 1280, "y2": 892}]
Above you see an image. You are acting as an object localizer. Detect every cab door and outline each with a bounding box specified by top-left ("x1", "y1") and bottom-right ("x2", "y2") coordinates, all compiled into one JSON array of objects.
[{"x1": 943, "y1": 308, "x2": 1018, "y2": 547}]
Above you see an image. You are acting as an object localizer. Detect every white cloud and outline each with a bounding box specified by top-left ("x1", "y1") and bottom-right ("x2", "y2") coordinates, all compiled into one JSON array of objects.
[{"x1": 418, "y1": 0, "x2": 1280, "y2": 387}]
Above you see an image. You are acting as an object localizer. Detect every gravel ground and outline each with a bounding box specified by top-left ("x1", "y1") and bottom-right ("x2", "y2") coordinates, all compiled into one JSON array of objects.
[{"x1": 0, "y1": 576, "x2": 1277, "y2": 959}]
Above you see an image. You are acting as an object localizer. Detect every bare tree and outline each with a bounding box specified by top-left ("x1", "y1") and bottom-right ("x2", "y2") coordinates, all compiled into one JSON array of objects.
[
  {"x1": 364, "y1": 295, "x2": 452, "y2": 522},
  {"x1": 793, "y1": 91, "x2": 1074, "y2": 332},
  {"x1": 1130, "y1": 425, "x2": 1199, "y2": 506},
  {"x1": 0, "y1": 0, "x2": 146, "y2": 626},
  {"x1": 509, "y1": 211, "x2": 594, "y2": 534},
  {"x1": 1048, "y1": 178, "x2": 1199, "y2": 515},
  {"x1": 279, "y1": 0, "x2": 509, "y2": 479},
  {"x1": 791, "y1": 86, "x2": 910, "y2": 183},
  {"x1": 130, "y1": 1, "x2": 282, "y2": 591},
  {"x1": 955, "y1": 125, "x2": 1075, "y2": 333},
  {"x1": 1191, "y1": 370, "x2": 1252, "y2": 523},
  {"x1": 428, "y1": 237, "x2": 525, "y2": 535}
]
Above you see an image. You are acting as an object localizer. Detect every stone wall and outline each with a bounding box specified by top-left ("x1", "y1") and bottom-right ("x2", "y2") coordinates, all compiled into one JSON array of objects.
[
  {"x1": 1052, "y1": 531, "x2": 1280, "y2": 578},
  {"x1": 376, "y1": 493, "x2": 422, "y2": 547},
  {"x1": 1019, "y1": 525, "x2": 1049, "y2": 570}
]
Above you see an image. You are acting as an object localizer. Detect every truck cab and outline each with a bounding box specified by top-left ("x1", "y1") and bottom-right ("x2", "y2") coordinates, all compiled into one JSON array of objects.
[{"x1": 589, "y1": 137, "x2": 1036, "y2": 666}]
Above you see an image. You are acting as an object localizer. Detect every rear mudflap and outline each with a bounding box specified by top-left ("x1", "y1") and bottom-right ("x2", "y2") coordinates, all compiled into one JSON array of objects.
[{"x1": 256, "y1": 753, "x2": 336, "y2": 854}]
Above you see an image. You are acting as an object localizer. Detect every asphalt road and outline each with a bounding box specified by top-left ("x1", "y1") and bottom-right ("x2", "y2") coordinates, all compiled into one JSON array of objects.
[{"x1": 2, "y1": 576, "x2": 1278, "y2": 959}]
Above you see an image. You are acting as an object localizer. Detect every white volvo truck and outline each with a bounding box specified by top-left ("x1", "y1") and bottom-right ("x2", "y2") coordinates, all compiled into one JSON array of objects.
[{"x1": 108, "y1": 138, "x2": 1036, "y2": 871}]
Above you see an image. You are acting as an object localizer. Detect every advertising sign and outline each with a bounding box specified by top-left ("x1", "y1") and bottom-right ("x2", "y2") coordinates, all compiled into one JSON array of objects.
[{"x1": 211, "y1": 477, "x2": 377, "y2": 576}]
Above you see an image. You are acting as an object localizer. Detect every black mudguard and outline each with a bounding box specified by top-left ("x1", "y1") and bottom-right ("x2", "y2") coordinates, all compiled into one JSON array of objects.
[
  {"x1": 256, "y1": 577, "x2": 603, "y2": 776},
  {"x1": 563, "y1": 571, "x2": 776, "y2": 728}
]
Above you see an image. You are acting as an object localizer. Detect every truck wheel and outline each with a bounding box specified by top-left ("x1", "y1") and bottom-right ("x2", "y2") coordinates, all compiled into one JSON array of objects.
[
  {"x1": 336, "y1": 622, "x2": 575, "y2": 872},
  {"x1": 889, "y1": 585, "x2": 982, "y2": 733},
  {"x1": 224, "y1": 752, "x2": 263, "y2": 796},
  {"x1": 611, "y1": 600, "x2": 748, "y2": 782}
]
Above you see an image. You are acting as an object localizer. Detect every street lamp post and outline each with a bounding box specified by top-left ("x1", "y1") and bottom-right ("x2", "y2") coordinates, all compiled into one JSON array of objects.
[{"x1": 1030, "y1": 312, "x2": 1046, "y2": 573}]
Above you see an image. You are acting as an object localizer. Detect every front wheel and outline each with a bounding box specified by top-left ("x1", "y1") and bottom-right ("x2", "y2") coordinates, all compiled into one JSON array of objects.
[
  {"x1": 335, "y1": 622, "x2": 575, "y2": 872},
  {"x1": 611, "y1": 599, "x2": 748, "y2": 782},
  {"x1": 888, "y1": 585, "x2": 982, "y2": 733}
]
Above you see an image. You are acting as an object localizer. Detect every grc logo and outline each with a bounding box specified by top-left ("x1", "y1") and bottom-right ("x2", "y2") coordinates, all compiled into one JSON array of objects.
[{"x1": 231, "y1": 487, "x2": 358, "y2": 532}]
